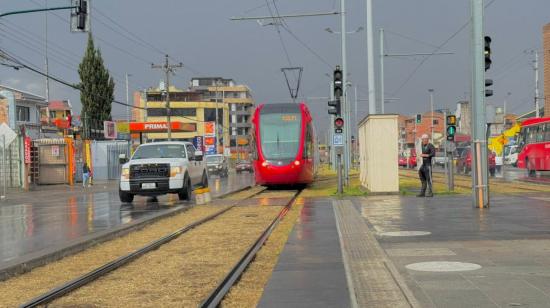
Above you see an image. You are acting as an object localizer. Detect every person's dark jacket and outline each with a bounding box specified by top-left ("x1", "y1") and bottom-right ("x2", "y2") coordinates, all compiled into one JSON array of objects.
[
  {"x1": 421, "y1": 143, "x2": 436, "y2": 165},
  {"x1": 83, "y1": 164, "x2": 90, "y2": 174}
]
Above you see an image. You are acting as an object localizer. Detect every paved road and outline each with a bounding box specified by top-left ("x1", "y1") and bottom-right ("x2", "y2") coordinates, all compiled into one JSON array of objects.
[{"x1": 0, "y1": 172, "x2": 254, "y2": 269}]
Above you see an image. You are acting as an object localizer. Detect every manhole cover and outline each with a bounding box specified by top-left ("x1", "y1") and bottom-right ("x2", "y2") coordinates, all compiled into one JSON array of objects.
[
  {"x1": 379, "y1": 231, "x2": 431, "y2": 237},
  {"x1": 406, "y1": 261, "x2": 482, "y2": 272}
]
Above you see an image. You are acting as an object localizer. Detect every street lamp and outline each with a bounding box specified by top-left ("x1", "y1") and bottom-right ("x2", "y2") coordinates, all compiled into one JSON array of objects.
[
  {"x1": 324, "y1": 26, "x2": 364, "y2": 35},
  {"x1": 428, "y1": 89, "x2": 434, "y2": 142}
]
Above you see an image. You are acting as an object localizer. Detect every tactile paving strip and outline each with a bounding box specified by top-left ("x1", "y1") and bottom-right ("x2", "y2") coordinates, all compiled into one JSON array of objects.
[{"x1": 333, "y1": 200, "x2": 419, "y2": 308}]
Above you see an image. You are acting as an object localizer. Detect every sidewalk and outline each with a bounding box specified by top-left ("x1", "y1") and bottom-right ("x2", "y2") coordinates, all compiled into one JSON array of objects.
[{"x1": 260, "y1": 193, "x2": 550, "y2": 307}]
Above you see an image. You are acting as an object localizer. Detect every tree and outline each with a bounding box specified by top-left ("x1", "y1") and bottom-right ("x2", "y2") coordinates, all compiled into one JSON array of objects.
[{"x1": 78, "y1": 33, "x2": 115, "y2": 126}]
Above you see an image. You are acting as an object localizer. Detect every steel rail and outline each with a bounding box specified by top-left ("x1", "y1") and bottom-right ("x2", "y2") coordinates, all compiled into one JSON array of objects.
[
  {"x1": 20, "y1": 187, "x2": 266, "y2": 308},
  {"x1": 200, "y1": 189, "x2": 301, "y2": 308}
]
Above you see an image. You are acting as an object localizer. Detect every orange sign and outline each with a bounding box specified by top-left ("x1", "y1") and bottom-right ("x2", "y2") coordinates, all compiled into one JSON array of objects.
[
  {"x1": 129, "y1": 122, "x2": 196, "y2": 133},
  {"x1": 204, "y1": 136, "x2": 216, "y2": 146},
  {"x1": 204, "y1": 122, "x2": 215, "y2": 136}
]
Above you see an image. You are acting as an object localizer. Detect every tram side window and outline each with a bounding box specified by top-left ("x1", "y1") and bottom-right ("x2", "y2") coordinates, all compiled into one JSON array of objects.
[
  {"x1": 545, "y1": 123, "x2": 550, "y2": 142},
  {"x1": 526, "y1": 126, "x2": 537, "y2": 144},
  {"x1": 304, "y1": 126, "x2": 313, "y2": 159},
  {"x1": 536, "y1": 125, "x2": 545, "y2": 143}
]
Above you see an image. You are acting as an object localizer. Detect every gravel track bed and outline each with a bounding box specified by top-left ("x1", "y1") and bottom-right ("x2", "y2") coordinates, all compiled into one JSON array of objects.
[
  {"x1": 0, "y1": 205, "x2": 227, "y2": 308},
  {"x1": 0, "y1": 188, "x2": 262, "y2": 307},
  {"x1": 51, "y1": 205, "x2": 283, "y2": 307},
  {"x1": 221, "y1": 197, "x2": 306, "y2": 307}
]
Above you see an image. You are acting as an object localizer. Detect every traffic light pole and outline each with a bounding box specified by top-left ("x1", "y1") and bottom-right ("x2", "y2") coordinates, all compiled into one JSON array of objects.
[
  {"x1": 340, "y1": 0, "x2": 350, "y2": 186},
  {"x1": 471, "y1": 0, "x2": 489, "y2": 208}
]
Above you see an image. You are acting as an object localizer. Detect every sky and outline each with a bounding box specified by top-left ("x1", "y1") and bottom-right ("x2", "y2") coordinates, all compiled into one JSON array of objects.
[{"x1": 1, "y1": 0, "x2": 549, "y2": 141}]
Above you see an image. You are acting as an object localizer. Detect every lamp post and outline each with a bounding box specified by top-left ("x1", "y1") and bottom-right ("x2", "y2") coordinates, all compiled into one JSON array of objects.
[{"x1": 429, "y1": 89, "x2": 434, "y2": 142}]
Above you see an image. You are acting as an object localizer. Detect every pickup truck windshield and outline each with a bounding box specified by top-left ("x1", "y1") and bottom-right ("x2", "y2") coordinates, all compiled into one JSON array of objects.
[
  {"x1": 206, "y1": 156, "x2": 223, "y2": 163},
  {"x1": 132, "y1": 144, "x2": 187, "y2": 159}
]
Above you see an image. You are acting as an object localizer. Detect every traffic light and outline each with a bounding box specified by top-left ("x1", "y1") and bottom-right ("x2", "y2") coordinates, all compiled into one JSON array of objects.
[
  {"x1": 446, "y1": 115, "x2": 457, "y2": 141},
  {"x1": 333, "y1": 66, "x2": 343, "y2": 99},
  {"x1": 77, "y1": 0, "x2": 88, "y2": 30},
  {"x1": 484, "y1": 36, "x2": 492, "y2": 71},
  {"x1": 415, "y1": 114, "x2": 422, "y2": 124},
  {"x1": 485, "y1": 78, "x2": 493, "y2": 97},
  {"x1": 334, "y1": 117, "x2": 344, "y2": 134},
  {"x1": 328, "y1": 100, "x2": 341, "y2": 116}
]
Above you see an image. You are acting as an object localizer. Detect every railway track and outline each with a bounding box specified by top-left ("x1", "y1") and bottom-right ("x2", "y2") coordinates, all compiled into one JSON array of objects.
[
  {"x1": 400, "y1": 169, "x2": 549, "y2": 193},
  {"x1": 20, "y1": 187, "x2": 301, "y2": 307},
  {"x1": 199, "y1": 189, "x2": 301, "y2": 307}
]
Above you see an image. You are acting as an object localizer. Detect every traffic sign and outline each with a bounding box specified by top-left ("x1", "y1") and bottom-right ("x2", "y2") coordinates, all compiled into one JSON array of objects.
[{"x1": 333, "y1": 133, "x2": 344, "y2": 147}]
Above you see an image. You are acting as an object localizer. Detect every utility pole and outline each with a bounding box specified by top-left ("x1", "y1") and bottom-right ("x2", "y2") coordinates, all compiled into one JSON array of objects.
[
  {"x1": 44, "y1": 0, "x2": 50, "y2": 127},
  {"x1": 366, "y1": 0, "x2": 376, "y2": 115},
  {"x1": 152, "y1": 55, "x2": 183, "y2": 141},
  {"x1": 125, "y1": 73, "x2": 131, "y2": 123},
  {"x1": 534, "y1": 50, "x2": 540, "y2": 118},
  {"x1": 471, "y1": 0, "x2": 489, "y2": 208},
  {"x1": 429, "y1": 89, "x2": 434, "y2": 142},
  {"x1": 340, "y1": 0, "x2": 350, "y2": 184},
  {"x1": 379, "y1": 28, "x2": 385, "y2": 114}
]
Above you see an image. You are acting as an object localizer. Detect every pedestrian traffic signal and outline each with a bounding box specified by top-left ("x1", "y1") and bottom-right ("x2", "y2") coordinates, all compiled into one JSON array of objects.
[
  {"x1": 484, "y1": 36, "x2": 492, "y2": 71},
  {"x1": 415, "y1": 114, "x2": 422, "y2": 124},
  {"x1": 446, "y1": 115, "x2": 457, "y2": 141},
  {"x1": 328, "y1": 99, "x2": 341, "y2": 116},
  {"x1": 77, "y1": 0, "x2": 88, "y2": 30},
  {"x1": 333, "y1": 66, "x2": 343, "y2": 99},
  {"x1": 334, "y1": 117, "x2": 344, "y2": 133},
  {"x1": 485, "y1": 78, "x2": 493, "y2": 97}
]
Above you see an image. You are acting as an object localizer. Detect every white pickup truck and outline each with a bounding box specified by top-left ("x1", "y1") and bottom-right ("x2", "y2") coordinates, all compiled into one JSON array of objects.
[{"x1": 118, "y1": 141, "x2": 209, "y2": 203}]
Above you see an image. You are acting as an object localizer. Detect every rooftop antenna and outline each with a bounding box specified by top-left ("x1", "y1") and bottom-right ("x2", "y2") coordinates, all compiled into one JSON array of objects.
[{"x1": 281, "y1": 67, "x2": 303, "y2": 103}]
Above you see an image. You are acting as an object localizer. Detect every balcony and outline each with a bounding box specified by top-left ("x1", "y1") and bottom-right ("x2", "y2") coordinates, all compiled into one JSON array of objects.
[{"x1": 230, "y1": 122, "x2": 251, "y2": 128}]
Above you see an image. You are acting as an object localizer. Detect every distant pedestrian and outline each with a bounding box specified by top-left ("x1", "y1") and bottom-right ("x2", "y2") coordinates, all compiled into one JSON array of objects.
[
  {"x1": 83, "y1": 163, "x2": 91, "y2": 188},
  {"x1": 417, "y1": 134, "x2": 435, "y2": 197}
]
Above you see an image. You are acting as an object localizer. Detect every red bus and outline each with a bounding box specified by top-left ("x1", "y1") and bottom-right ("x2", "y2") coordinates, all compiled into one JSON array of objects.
[
  {"x1": 250, "y1": 102, "x2": 317, "y2": 186},
  {"x1": 516, "y1": 117, "x2": 550, "y2": 176}
]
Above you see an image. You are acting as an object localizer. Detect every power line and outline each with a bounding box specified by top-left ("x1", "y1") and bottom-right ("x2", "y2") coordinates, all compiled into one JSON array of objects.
[
  {"x1": 390, "y1": 0, "x2": 498, "y2": 96},
  {"x1": 2, "y1": 48, "x2": 145, "y2": 110}
]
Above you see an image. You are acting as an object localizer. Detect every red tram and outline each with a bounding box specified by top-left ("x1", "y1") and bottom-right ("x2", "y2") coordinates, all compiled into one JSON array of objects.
[
  {"x1": 251, "y1": 102, "x2": 317, "y2": 186},
  {"x1": 517, "y1": 116, "x2": 550, "y2": 175}
]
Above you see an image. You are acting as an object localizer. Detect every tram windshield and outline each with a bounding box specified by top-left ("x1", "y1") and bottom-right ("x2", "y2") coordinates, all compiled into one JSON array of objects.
[{"x1": 260, "y1": 112, "x2": 302, "y2": 160}]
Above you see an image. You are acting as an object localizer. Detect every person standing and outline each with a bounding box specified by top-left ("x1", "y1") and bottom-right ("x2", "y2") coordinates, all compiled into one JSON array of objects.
[
  {"x1": 82, "y1": 162, "x2": 91, "y2": 188},
  {"x1": 417, "y1": 134, "x2": 436, "y2": 197}
]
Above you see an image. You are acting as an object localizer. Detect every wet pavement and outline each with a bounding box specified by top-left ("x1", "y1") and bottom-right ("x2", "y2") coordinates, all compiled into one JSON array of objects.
[
  {"x1": 262, "y1": 193, "x2": 550, "y2": 307},
  {"x1": 0, "y1": 172, "x2": 253, "y2": 270},
  {"x1": 432, "y1": 165, "x2": 550, "y2": 184}
]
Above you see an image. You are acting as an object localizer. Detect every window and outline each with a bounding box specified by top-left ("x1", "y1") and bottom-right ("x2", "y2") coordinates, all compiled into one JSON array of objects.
[
  {"x1": 433, "y1": 119, "x2": 439, "y2": 125},
  {"x1": 16, "y1": 106, "x2": 30, "y2": 122},
  {"x1": 132, "y1": 144, "x2": 186, "y2": 159},
  {"x1": 536, "y1": 124, "x2": 546, "y2": 142},
  {"x1": 185, "y1": 144, "x2": 196, "y2": 159},
  {"x1": 259, "y1": 112, "x2": 301, "y2": 160},
  {"x1": 204, "y1": 108, "x2": 223, "y2": 126},
  {"x1": 544, "y1": 123, "x2": 550, "y2": 142},
  {"x1": 526, "y1": 126, "x2": 538, "y2": 144},
  {"x1": 147, "y1": 108, "x2": 197, "y2": 117}
]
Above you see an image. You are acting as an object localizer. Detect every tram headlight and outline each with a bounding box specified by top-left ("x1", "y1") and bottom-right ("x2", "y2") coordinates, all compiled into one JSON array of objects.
[
  {"x1": 294, "y1": 160, "x2": 301, "y2": 166},
  {"x1": 261, "y1": 161, "x2": 268, "y2": 167}
]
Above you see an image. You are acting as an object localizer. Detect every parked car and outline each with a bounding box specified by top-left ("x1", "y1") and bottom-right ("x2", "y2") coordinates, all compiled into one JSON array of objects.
[
  {"x1": 456, "y1": 147, "x2": 496, "y2": 176},
  {"x1": 504, "y1": 145, "x2": 518, "y2": 166},
  {"x1": 205, "y1": 154, "x2": 229, "y2": 177},
  {"x1": 118, "y1": 141, "x2": 208, "y2": 203},
  {"x1": 495, "y1": 153, "x2": 503, "y2": 173},
  {"x1": 408, "y1": 152, "x2": 417, "y2": 168},
  {"x1": 236, "y1": 160, "x2": 253, "y2": 173},
  {"x1": 398, "y1": 156, "x2": 408, "y2": 167},
  {"x1": 434, "y1": 151, "x2": 449, "y2": 167}
]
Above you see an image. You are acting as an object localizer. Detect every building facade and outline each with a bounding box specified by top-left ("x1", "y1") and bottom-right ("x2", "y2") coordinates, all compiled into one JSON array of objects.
[
  {"x1": 140, "y1": 78, "x2": 254, "y2": 156},
  {"x1": 404, "y1": 111, "x2": 445, "y2": 148},
  {"x1": 0, "y1": 85, "x2": 47, "y2": 139}
]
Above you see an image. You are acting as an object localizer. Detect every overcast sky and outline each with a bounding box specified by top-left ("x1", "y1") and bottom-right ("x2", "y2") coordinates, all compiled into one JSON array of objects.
[{"x1": 1, "y1": 0, "x2": 549, "y2": 140}]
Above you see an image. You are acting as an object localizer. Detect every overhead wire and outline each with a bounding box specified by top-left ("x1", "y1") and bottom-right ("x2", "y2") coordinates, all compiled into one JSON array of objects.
[{"x1": 390, "y1": 0, "x2": 498, "y2": 96}]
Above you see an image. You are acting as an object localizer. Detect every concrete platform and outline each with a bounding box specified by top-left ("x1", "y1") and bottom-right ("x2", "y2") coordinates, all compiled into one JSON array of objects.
[
  {"x1": 261, "y1": 193, "x2": 550, "y2": 307},
  {"x1": 0, "y1": 173, "x2": 253, "y2": 277}
]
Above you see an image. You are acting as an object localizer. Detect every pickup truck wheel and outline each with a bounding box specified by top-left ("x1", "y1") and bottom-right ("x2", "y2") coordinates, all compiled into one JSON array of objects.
[
  {"x1": 201, "y1": 171, "x2": 209, "y2": 188},
  {"x1": 178, "y1": 176, "x2": 192, "y2": 201},
  {"x1": 119, "y1": 190, "x2": 134, "y2": 203}
]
